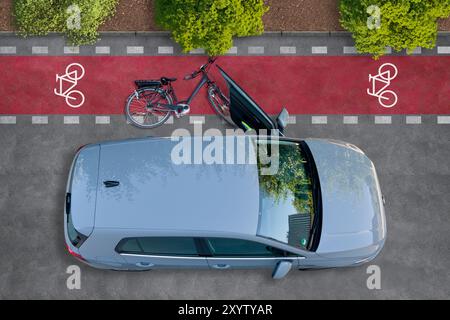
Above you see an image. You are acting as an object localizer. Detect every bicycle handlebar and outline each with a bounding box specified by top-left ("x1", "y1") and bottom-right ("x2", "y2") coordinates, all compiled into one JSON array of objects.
[{"x1": 184, "y1": 57, "x2": 217, "y2": 80}]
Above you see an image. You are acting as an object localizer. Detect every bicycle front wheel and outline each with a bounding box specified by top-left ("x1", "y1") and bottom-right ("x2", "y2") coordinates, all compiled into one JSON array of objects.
[
  {"x1": 125, "y1": 88, "x2": 173, "y2": 128},
  {"x1": 207, "y1": 84, "x2": 234, "y2": 126}
]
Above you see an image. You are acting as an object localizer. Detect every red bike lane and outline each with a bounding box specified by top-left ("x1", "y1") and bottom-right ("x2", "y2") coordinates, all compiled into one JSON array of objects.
[{"x1": 0, "y1": 56, "x2": 448, "y2": 115}]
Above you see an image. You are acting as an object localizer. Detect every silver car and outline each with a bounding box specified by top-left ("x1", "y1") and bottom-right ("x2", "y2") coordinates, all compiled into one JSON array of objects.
[{"x1": 64, "y1": 71, "x2": 386, "y2": 279}]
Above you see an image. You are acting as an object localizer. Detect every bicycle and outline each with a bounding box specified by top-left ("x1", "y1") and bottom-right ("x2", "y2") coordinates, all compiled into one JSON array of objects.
[
  {"x1": 367, "y1": 63, "x2": 398, "y2": 108},
  {"x1": 54, "y1": 63, "x2": 85, "y2": 108},
  {"x1": 125, "y1": 57, "x2": 232, "y2": 128}
]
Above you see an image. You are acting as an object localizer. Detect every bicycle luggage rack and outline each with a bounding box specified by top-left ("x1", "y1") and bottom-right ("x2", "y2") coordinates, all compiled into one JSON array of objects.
[{"x1": 134, "y1": 80, "x2": 162, "y2": 88}]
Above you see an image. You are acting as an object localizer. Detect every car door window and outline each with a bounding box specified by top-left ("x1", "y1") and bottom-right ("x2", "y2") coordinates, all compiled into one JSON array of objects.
[
  {"x1": 116, "y1": 237, "x2": 199, "y2": 256},
  {"x1": 206, "y1": 238, "x2": 287, "y2": 257}
]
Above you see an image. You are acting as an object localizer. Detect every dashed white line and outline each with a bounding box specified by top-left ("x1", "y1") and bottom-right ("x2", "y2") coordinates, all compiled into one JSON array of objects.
[
  {"x1": 127, "y1": 46, "x2": 144, "y2": 54},
  {"x1": 0, "y1": 116, "x2": 16, "y2": 124},
  {"x1": 158, "y1": 46, "x2": 174, "y2": 54},
  {"x1": 287, "y1": 116, "x2": 296, "y2": 124},
  {"x1": 64, "y1": 46, "x2": 79, "y2": 54},
  {"x1": 437, "y1": 116, "x2": 450, "y2": 124},
  {"x1": 374, "y1": 116, "x2": 392, "y2": 124},
  {"x1": 405, "y1": 116, "x2": 422, "y2": 124},
  {"x1": 311, "y1": 116, "x2": 328, "y2": 124},
  {"x1": 32, "y1": 46, "x2": 49, "y2": 54},
  {"x1": 312, "y1": 46, "x2": 327, "y2": 54},
  {"x1": 248, "y1": 46, "x2": 264, "y2": 55},
  {"x1": 32, "y1": 116, "x2": 48, "y2": 124},
  {"x1": 64, "y1": 116, "x2": 80, "y2": 124},
  {"x1": 189, "y1": 116, "x2": 205, "y2": 124},
  {"x1": 437, "y1": 46, "x2": 450, "y2": 54},
  {"x1": 343, "y1": 116, "x2": 358, "y2": 124},
  {"x1": 226, "y1": 47, "x2": 238, "y2": 55},
  {"x1": 165, "y1": 116, "x2": 174, "y2": 124},
  {"x1": 189, "y1": 48, "x2": 205, "y2": 54},
  {"x1": 411, "y1": 47, "x2": 422, "y2": 55},
  {"x1": 0, "y1": 46, "x2": 16, "y2": 54},
  {"x1": 95, "y1": 46, "x2": 110, "y2": 55},
  {"x1": 157, "y1": 115, "x2": 174, "y2": 124},
  {"x1": 95, "y1": 116, "x2": 110, "y2": 124},
  {"x1": 280, "y1": 46, "x2": 296, "y2": 54},
  {"x1": 343, "y1": 46, "x2": 357, "y2": 54}
]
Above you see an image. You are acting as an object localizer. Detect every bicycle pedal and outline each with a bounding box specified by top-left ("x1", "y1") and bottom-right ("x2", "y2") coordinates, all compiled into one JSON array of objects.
[{"x1": 175, "y1": 104, "x2": 190, "y2": 118}]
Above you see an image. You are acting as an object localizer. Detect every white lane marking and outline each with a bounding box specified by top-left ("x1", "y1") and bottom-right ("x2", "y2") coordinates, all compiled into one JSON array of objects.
[
  {"x1": 0, "y1": 116, "x2": 16, "y2": 124},
  {"x1": 343, "y1": 116, "x2": 359, "y2": 124},
  {"x1": 95, "y1": 46, "x2": 110, "y2": 55},
  {"x1": 166, "y1": 116, "x2": 174, "y2": 124},
  {"x1": 226, "y1": 47, "x2": 238, "y2": 55},
  {"x1": 248, "y1": 46, "x2": 264, "y2": 54},
  {"x1": 127, "y1": 46, "x2": 144, "y2": 54},
  {"x1": 311, "y1": 116, "x2": 328, "y2": 124},
  {"x1": 411, "y1": 47, "x2": 422, "y2": 55},
  {"x1": 280, "y1": 46, "x2": 296, "y2": 54},
  {"x1": 95, "y1": 116, "x2": 110, "y2": 124},
  {"x1": 374, "y1": 116, "x2": 392, "y2": 124},
  {"x1": 189, "y1": 116, "x2": 205, "y2": 124},
  {"x1": 385, "y1": 47, "x2": 392, "y2": 54},
  {"x1": 405, "y1": 116, "x2": 421, "y2": 124},
  {"x1": 343, "y1": 46, "x2": 357, "y2": 54},
  {"x1": 157, "y1": 115, "x2": 174, "y2": 124},
  {"x1": 158, "y1": 46, "x2": 173, "y2": 54},
  {"x1": 437, "y1": 46, "x2": 450, "y2": 54},
  {"x1": 32, "y1": 116, "x2": 48, "y2": 124},
  {"x1": 64, "y1": 46, "x2": 80, "y2": 54},
  {"x1": 0, "y1": 46, "x2": 16, "y2": 54},
  {"x1": 287, "y1": 116, "x2": 296, "y2": 124},
  {"x1": 312, "y1": 46, "x2": 327, "y2": 54},
  {"x1": 437, "y1": 116, "x2": 450, "y2": 124},
  {"x1": 64, "y1": 116, "x2": 80, "y2": 124},
  {"x1": 32, "y1": 46, "x2": 49, "y2": 54},
  {"x1": 189, "y1": 48, "x2": 205, "y2": 54}
]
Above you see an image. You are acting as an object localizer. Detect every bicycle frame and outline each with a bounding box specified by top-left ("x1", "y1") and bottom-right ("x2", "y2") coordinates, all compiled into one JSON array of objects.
[
  {"x1": 367, "y1": 74, "x2": 390, "y2": 98},
  {"x1": 54, "y1": 73, "x2": 78, "y2": 99},
  {"x1": 156, "y1": 69, "x2": 213, "y2": 112}
]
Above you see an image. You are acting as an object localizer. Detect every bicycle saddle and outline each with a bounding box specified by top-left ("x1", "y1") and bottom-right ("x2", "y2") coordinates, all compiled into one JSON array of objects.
[{"x1": 160, "y1": 77, "x2": 177, "y2": 85}]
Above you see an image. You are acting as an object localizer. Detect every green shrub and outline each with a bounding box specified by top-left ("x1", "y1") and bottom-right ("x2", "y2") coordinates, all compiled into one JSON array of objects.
[
  {"x1": 14, "y1": 0, "x2": 118, "y2": 45},
  {"x1": 340, "y1": 0, "x2": 450, "y2": 58},
  {"x1": 156, "y1": 0, "x2": 269, "y2": 56}
]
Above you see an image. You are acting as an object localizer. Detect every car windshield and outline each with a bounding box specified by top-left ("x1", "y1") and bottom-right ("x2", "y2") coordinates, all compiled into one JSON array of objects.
[{"x1": 256, "y1": 139, "x2": 319, "y2": 251}]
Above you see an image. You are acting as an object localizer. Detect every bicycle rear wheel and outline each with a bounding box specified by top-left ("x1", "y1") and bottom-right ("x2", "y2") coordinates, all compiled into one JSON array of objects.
[
  {"x1": 207, "y1": 84, "x2": 234, "y2": 126},
  {"x1": 125, "y1": 88, "x2": 173, "y2": 128}
]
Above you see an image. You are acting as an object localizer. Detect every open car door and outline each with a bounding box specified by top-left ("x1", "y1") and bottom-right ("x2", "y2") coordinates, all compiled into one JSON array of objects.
[{"x1": 217, "y1": 66, "x2": 288, "y2": 134}]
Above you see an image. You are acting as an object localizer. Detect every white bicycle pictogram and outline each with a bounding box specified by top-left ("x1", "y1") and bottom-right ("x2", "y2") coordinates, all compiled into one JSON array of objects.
[
  {"x1": 54, "y1": 63, "x2": 85, "y2": 108},
  {"x1": 367, "y1": 63, "x2": 398, "y2": 108}
]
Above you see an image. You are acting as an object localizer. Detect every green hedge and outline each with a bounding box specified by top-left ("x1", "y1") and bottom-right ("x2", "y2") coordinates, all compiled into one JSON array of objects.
[
  {"x1": 156, "y1": 0, "x2": 269, "y2": 56},
  {"x1": 14, "y1": 0, "x2": 118, "y2": 45},
  {"x1": 340, "y1": 0, "x2": 450, "y2": 58}
]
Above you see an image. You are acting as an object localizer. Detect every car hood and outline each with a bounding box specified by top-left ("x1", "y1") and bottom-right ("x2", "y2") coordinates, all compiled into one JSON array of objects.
[{"x1": 304, "y1": 139, "x2": 386, "y2": 254}]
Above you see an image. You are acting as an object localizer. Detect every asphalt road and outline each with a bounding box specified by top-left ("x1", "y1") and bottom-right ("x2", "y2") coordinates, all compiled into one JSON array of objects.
[{"x1": 0, "y1": 115, "x2": 449, "y2": 299}]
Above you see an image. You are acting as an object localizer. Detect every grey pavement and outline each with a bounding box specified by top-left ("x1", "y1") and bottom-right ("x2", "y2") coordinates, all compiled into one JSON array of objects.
[
  {"x1": 0, "y1": 31, "x2": 450, "y2": 56},
  {"x1": 0, "y1": 115, "x2": 449, "y2": 299}
]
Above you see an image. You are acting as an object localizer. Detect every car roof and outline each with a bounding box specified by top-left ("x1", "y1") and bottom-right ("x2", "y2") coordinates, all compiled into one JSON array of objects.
[{"x1": 93, "y1": 137, "x2": 260, "y2": 236}]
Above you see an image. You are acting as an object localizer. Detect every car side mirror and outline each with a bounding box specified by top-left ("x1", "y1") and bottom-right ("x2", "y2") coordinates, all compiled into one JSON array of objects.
[
  {"x1": 276, "y1": 108, "x2": 289, "y2": 131},
  {"x1": 272, "y1": 261, "x2": 292, "y2": 279}
]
